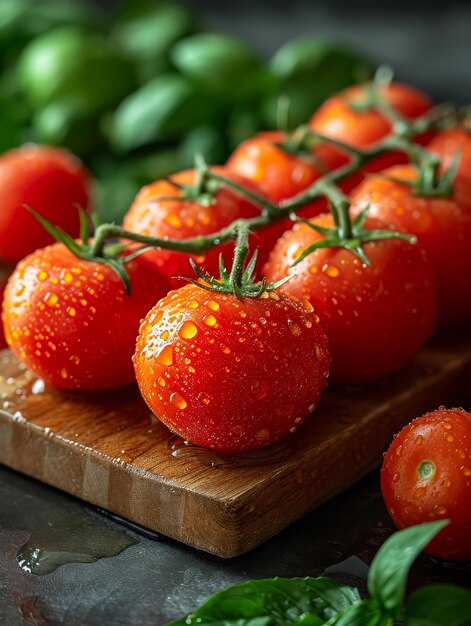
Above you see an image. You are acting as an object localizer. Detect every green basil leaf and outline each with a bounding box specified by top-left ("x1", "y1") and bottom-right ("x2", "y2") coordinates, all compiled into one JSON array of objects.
[
  {"x1": 165, "y1": 577, "x2": 361, "y2": 626},
  {"x1": 112, "y1": 1, "x2": 195, "y2": 62},
  {"x1": 367, "y1": 521, "x2": 449, "y2": 615},
  {"x1": 18, "y1": 27, "x2": 136, "y2": 112},
  {"x1": 326, "y1": 599, "x2": 387, "y2": 626},
  {"x1": 406, "y1": 584, "x2": 471, "y2": 626},
  {"x1": 110, "y1": 74, "x2": 217, "y2": 152},
  {"x1": 179, "y1": 125, "x2": 228, "y2": 168},
  {"x1": 171, "y1": 33, "x2": 262, "y2": 99},
  {"x1": 270, "y1": 38, "x2": 372, "y2": 81}
]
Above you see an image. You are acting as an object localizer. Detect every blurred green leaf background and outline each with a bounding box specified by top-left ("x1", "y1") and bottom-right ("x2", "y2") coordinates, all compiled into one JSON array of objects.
[{"x1": 0, "y1": 0, "x2": 375, "y2": 223}]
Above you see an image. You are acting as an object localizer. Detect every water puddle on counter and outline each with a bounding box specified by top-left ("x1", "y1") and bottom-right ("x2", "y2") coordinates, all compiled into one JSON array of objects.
[{"x1": 14, "y1": 502, "x2": 136, "y2": 576}]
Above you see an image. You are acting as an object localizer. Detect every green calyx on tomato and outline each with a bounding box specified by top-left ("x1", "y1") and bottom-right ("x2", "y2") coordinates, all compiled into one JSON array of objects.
[
  {"x1": 291, "y1": 199, "x2": 416, "y2": 268},
  {"x1": 181, "y1": 222, "x2": 292, "y2": 299},
  {"x1": 379, "y1": 152, "x2": 460, "y2": 198},
  {"x1": 27, "y1": 206, "x2": 138, "y2": 294}
]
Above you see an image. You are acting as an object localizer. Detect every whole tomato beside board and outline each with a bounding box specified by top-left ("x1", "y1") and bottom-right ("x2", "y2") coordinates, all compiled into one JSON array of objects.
[
  {"x1": 264, "y1": 214, "x2": 437, "y2": 384},
  {"x1": 0, "y1": 145, "x2": 91, "y2": 265},
  {"x1": 349, "y1": 164, "x2": 471, "y2": 325},
  {"x1": 2, "y1": 243, "x2": 170, "y2": 391},
  {"x1": 122, "y1": 167, "x2": 266, "y2": 287},
  {"x1": 381, "y1": 407, "x2": 471, "y2": 561},
  {"x1": 134, "y1": 284, "x2": 330, "y2": 453}
]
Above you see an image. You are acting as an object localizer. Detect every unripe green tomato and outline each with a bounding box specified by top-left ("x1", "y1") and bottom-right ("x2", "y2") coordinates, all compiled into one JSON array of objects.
[{"x1": 18, "y1": 27, "x2": 136, "y2": 114}]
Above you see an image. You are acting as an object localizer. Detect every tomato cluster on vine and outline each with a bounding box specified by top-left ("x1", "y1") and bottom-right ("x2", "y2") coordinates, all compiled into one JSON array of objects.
[{"x1": 1, "y1": 78, "x2": 470, "y2": 458}]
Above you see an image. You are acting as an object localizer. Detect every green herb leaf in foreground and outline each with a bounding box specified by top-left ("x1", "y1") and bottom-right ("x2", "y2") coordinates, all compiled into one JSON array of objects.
[
  {"x1": 166, "y1": 577, "x2": 360, "y2": 626},
  {"x1": 367, "y1": 520, "x2": 449, "y2": 616},
  {"x1": 405, "y1": 584, "x2": 471, "y2": 626}
]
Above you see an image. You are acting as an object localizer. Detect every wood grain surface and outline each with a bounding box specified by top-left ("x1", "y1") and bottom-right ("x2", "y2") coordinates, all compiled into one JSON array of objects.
[{"x1": 0, "y1": 328, "x2": 470, "y2": 557}]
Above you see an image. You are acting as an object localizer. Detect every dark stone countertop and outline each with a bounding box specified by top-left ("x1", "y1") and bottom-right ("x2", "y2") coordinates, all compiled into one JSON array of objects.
[{"x1": 1, "y1": 465, "x2": 470, "y2": 625}]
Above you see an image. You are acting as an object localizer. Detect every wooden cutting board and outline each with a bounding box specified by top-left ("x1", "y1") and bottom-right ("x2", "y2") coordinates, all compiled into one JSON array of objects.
[{"x1": 0, "y1": 329, "x2": 470, "y2": 557}]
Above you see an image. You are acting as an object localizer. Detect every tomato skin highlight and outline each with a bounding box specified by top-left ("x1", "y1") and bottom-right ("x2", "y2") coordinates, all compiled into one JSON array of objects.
[
  {"x1": 381, "y1": 407, "x2": 471, "y2": 561},
  {"x1": 2, "y1": 244, "x2": 170, "y2": 391},
  {"x1": 133, "y1": 284, "x2": 331, "y2": 453},
  {"x1": 309, "y1": 82, "x2": 433, "y2": 192},
  {"x1": 264, "y1": 214, "x2": 437, "y2": 384},
  {"x1": 0, "y1": 145, "x2": 91, "y2": 265},
  {"x1": 350, "y1": 164, "x2": 471, "y2": 325},
  {"x1": 123, "y1": 168, "x2": 264, "y2": 288}
]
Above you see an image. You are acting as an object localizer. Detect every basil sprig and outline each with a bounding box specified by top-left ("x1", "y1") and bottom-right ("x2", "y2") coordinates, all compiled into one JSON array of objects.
[{"x1": 165, "y1": 521, "x2": 471, "y2": 626}]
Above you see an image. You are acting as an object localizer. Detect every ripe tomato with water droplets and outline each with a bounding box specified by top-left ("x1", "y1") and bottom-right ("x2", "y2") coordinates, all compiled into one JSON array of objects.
[
  {"x1": 133, "y1": 284, "x2": 330, "y2": 453},
  {"x1": 381, "y1": 407, "x2": 471, "y2": 561},
  {"x1": 0, "y1": 145, "x2": 91, "y2": 265},
  {"x1": 308, "y1": 82, "x2": 433, "y2": 191},
  {"x1": 349, "y1": 164, "x2": 471, "y2": 325},
  {"x1": 264, "y1": 214, "x2": 437, "y2": 384},
  {"x1": 2, "y1": 243, "x2": 170, "y2": 391},
  {"x1": 123, "y1": 168, "x2": 264, "y2": 288}
]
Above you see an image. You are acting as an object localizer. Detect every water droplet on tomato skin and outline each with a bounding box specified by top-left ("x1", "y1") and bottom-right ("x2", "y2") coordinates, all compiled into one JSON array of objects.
[
  {"x1": 415, "y1": 435, "x2": 423, "y2": 446},
  {"x1": 157, "y1": 345, "x2": 174, "y2": 366},
  {"x1": 170, "y1": 392, "x2": 187, "y2": 410},
  {"x1": 198, "y1": 392, "x2": 211, "y2": 405},
  {"x1": 207, "y1": 300, "x2": 219, "y2": 311},
  {"x1": 414, "y1": 487, "x2": 426, "y2": 500},
  {"x1": 445, "y1": 433, "x2": 455, "y2": 443},
  {"x1": 44, "y1": 292, "x2": 59, "y2": 307},
  {"x1": 434, "y1": 504, "x2": 447, "y2": 516},
  {"x1": 442, "y1": 422, "x2": 452, "y2": 430},
  {"x1": 322, "y1": 263, "x2": 340, "y2": 278},
  {"x1": 204, "y1": 315, "x2": 217, "y2": 327},
  {"x1": 288, "y1": 320, "x2": 301, "y2": 337},
  {"x1": 461, "y1": 466, "x2": 471, "y2": 477},
  {"x1": 178, "y1": 321, "x2": 198, "y2": 340},
  {"x1": 392, "y1": 472, "x2": 400, "y2": 483}
]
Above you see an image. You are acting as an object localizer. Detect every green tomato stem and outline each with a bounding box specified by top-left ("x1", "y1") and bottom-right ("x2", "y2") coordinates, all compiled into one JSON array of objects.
[{"x1": 88, "y1": 102, "x2": 455, "y2": 267}]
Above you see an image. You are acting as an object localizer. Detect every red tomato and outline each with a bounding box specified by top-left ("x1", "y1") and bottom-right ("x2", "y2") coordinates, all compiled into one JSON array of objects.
[
  {"x1": 263, "y1": 214, "x2": 437, "y2": 384},
  {"x1": 0, "y1": 145, "x2": 91, "y2": 265},
  {"x1": 427, "y1": 128, "x2": 471, "y2": 202},
  {"x1": 227, "y1": 131, "x2": 337, "y2": 261},
  {"x1": 134, "y1": 284, "x2": 330, "y2": 453},
  {"x1": 381, "y1": 407, "x2": 471, "y2": 561},
  {"x1": 123, "y1": 168, "x2": 267, "y2": 288},
  {"x1": 2, "y1": 243, "x2": 170, "y2": 390},
  {"x1": 227, "y1": 130, "x2": 335, "y2": 207},
  {"x1": 349, "y1": 164, "x2": 471, "y2": 325},
  {"x1": 309, "y1": 83, "x2": 433, "y2": 191}
]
